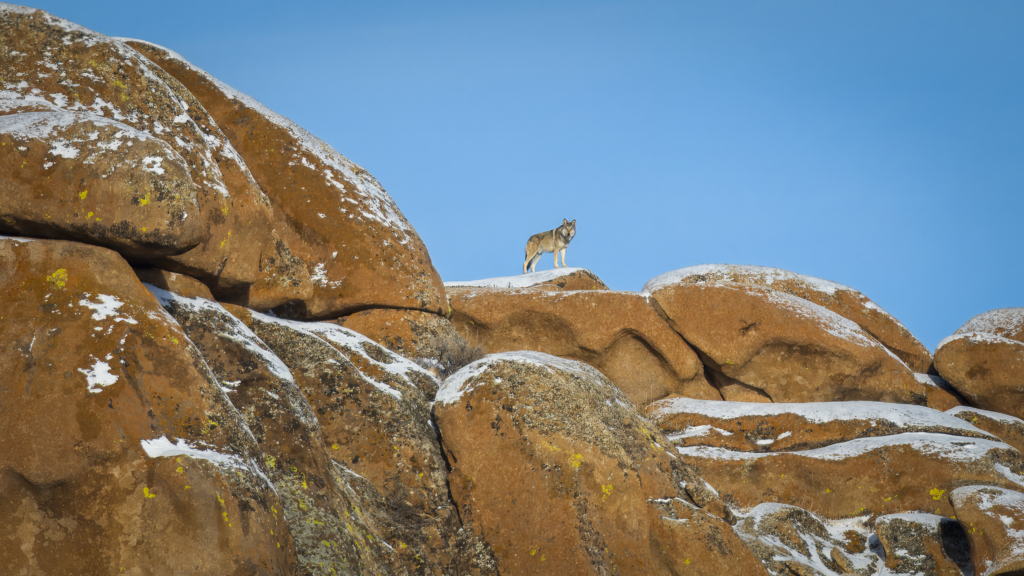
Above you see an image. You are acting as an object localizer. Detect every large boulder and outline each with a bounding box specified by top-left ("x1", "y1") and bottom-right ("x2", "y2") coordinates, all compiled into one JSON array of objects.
[
  {"x1": 935, "y1": 332, "x2": 1024, "y2": 420},
  {"x1": 125, "y1": 39, "x2": 446, "y2": 319},
  {"x1": 148, "y1": 286, "x2": 407, "y2": 575},
  {"x1": 223, "y1": 308, "x2": 494, "y2": 573},
  {"x1": 649, "y1": 397, "x2": 995, "y2": 452},
  {"x1": 874, "y1": 513, "x2": 972, "y2": 576},
  {"x1": 447, "y1": 286, "x2": 719, "y2": 406},
  {"x1": 0, "y1": 6, "x2": 292, "y2": 300},
  {"x1": 433, "y1": 351, "x2": 768, "y2": 575},
  {"x1": 948, "y1": 406, "x2": 1024, "y2": 455},
  {"x1": 645, "y1": 264, "x2": 933, "y2": 372},
  {"x1": 0, "y1": 236, "x2": 295, "y2": 573},
  {"x1": 444, "y1": 267, "x2": 609, "y2": 292},
  {"x1": 333, "y1": 308, "x2": 462, "y2": 361},
  {"x1": 953, "y1": 308, "x2": 1024, "y2": 343},
  {"x1": 645, "y1": 271, "x2": 930, "y2": 405},
  {"x1": 677, "y1": 432, "x2": 1024, "y2": 520},
  {"x1": 949, "y1": 486, "x2": 1024, "y2": 576}
]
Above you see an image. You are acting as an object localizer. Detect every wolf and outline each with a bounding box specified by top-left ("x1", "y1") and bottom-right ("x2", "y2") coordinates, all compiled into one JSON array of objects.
[{"x1": 523, "y1": 219, "x2": 576, "y2": 274}]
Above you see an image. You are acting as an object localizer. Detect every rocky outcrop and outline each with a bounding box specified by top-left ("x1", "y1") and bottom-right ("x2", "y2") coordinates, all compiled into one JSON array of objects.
[
  {"x1": 649, "y1": 397, "x2": 996, "y2": 452},
  {"x1": 448, "y1": 286, "x2": 718, "y2": 406},
  {"x1": 644, "y1": 264, "x2": 934, "y2": 372},
  {"x1": 953, "y1": 308, "x2": 1024, "y2": 343},
  {"x1": 125, "y1": 40, "x2": 446, "y2": 319},
  {"x1": 445, "y1": 267, "x2": 609, "y2": 292},
  {"x1": 950, "y1": 486, "x2": 1024, "y2": 576},
  {"x1": 874, "y1": 513, "x2": 972, "y2": 576},
  {"x1": 333, "y1": 308, "x2": 462, "y2": 361},
  {"x1": 677, "y1": 432, "x2": 1024, "y2": 520},
  {"x1": 0, "y1": 237, "x2": 295, "y2": 574},
  {"x1": 948, "y1": 406, "x2": 1024, "y2": 455},
  {"x1": 433, "y1": 352, "x2": 767, "y2": 575},
  {"x1": 935, "y1": 331, "x2": 1024, "y2": 419},
  {"x1": 645, "y1": 272, "x2": 930, "y2": 405}
]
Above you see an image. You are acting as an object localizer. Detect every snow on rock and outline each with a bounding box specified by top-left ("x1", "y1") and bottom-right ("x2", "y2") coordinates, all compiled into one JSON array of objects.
[
  {"x1": 954, "y1": 307, "x2": 1024, "y2": 343},
  {"x1": 445, "y1": 267, "x2": 606, "y2": 290},
  {"x1": 436, "y1": 351, "x2": 611, "y2": 406},
  {"x1": 643, "y1": 264, "x2": 851, "y2": 296},
  {"x1": 950, "y1": 485, "x2": 1024, "y2": 576},
  {"x1": 947, "y1": 405, "x2": 1024, "y2": 458},
  {"x1": 934, "y1": 330, "x2": 1024, "y2": 420},
  {"x1": 874, "y1": 512, "x2": 973, "y2": 576}
]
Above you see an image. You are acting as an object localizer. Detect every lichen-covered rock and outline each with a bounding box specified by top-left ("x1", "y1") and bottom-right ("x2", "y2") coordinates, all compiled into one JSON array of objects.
[
  {"x1": 949, "y1": 485, "x2": 1024, "y2": 576},
  {"x1": 134, "y1": 266, "x2": 214, "y2": 299},
  {"x1": 648, "y1": 398, "x2": 995, "y2": 453},
  {"x1": 125, "y1": 40, "x2": 446, "y2": 319},
  {"x1": 0, "y1": 6, "x2": 289, "y2": 298},
  {"x1": 953, "y1": 308, "x2": 1024, "y2": 344},
  {"x1": 0, "y1": 236, "x2": 295, "y2": 574},
  {"x1": 948, "y1": 406, "x2": 1024, "y2": 456},
  {"x1": 224, "y1": 307, "x2": 492, "y2": 574},
  {"x1": 874, "y1": 513, "x2": 972, "y2": 576},
  {"x1": 734, "y1": 503, "x2": 880, "y2": 576},
  {"x1": 444, "y1": 267, "x2": 609, "y2": 292},
  {"x1": 935, "y1": 332, "x2": 1024, "y2": 420},
  {"x1": 333, "y1": 308, "x2": 461, "y2": 361},
  {"x1": 645, "y1": 273, "x2": 929, "y2": 404},
  {"x1": 645, "y1": 265, "x2": 934, "y2": 372},
  {"x1": 148, "y1": 288, "x2": 405, "y2": 575},
  {"x1": 677, "y1": 432, "x2": 1024, "y2": 520},
  {"x1": 433, "y1": 351, "x2": 768, "y2": 575},
  {"x1": 448, "y1": 288, "x2": 717, "y2": 406}
]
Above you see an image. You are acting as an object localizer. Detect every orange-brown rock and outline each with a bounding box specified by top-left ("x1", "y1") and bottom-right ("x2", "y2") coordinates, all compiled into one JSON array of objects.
[
  {"x1": 948, "y1": 406, "x2": 1024, "y2": 455},
  {"x1": 735, "y1": 503, "x2": 880, "y2": 575},
  {"x1": 0, "y1": 6, "x2": 288, "y2": 298},
  {"x1": 874, "y1": 513, "x2": 972, "y2": 576},
  {"x1": 646, "y1": 274, "x2": 929, "y2": 404},
  {"x1": 333, "y1": 308, "x2": 461, "y2": 360},
  {"x1": 0, "y1": 237, "x2": 295, "y2": 574},
  {"x1": 226, "y1": 308, "x2": 496, "y2": 573},
  {"x1": 448, "y1": 286, "x2": 718, "y2": 406},
  {"x1": 444, "y1": 267, "x2": 609, "y2": 292},
  {"x1": 127, "y1": 40, "x2": 446, "y2": 319},
  {"x1": 434, "y1": 351, "x2": 768, "y2": 575},
  {"x1": 645, "y1": 264, "x2": 933, "y2": 372},
  {"x1": 953, "y1": 308, "x2": 1024, "y2": 343},
  {"x1": 950, "y1": 485, "x2": 1024, "y2": 576},
  {"x1": 134, "y1": 266, "x2": 214, "y2": 299},
  {"x1": 677, "y1": 432, "x2": 1024, "y2": 520},
  {"x1": 935, "y1": 332, "x2": 1024, "y2": 419},
  {"x1": 149, "y1": 287, "x2": 412, "y2": 575},
  {"x1": 648, "y1": 397, "x2": 995, "y2": 452}
]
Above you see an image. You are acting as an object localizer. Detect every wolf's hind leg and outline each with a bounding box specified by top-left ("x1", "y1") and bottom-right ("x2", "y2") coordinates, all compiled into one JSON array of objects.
[
  {"x1": 530, "y1": 254, "x2": 541, "y2": 273},
  {"x1": 554, "y1": 250, "x2": 559, "y2": 268}
]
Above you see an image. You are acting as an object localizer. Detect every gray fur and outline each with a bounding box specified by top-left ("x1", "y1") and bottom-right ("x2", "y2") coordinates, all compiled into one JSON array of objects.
[{"x1": 523, "y1": 218, "x2": 576, "y2": 273}]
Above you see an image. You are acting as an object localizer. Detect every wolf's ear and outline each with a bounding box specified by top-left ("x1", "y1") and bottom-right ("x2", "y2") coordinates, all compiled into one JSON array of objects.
[
  {"x1": 571, "y1": 219, "x2": 576, "y2": 225},
  {"x1": 563, "y1": 218, "x2": 569, "y2": 225}
]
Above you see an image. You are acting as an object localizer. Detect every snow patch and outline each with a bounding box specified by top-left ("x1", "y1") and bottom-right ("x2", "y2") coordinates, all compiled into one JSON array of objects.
[
  {"x1": 79, "y1": 358, "x2": 118, "y2": 393},
  {"x1": 436, "y1": 351, "x2": 610, "y2": 406},
  {"x1": 445, "y1": 267, "x2": 592, "y2": 288}
]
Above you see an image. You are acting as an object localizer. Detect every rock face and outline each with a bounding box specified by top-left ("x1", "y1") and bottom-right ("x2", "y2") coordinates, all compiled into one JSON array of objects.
[
  {"x1": 0, "y1": 237, "x2": 295, "y2": 574},
  {"x1": 950, "y1": 486, "x2": 1024, "y2": 576},
  {"x1": 935, "y1": 332, "x2": 1024, "y2": 419},
  {"x1": 649, "y1": 397, "x2": 996, "y2": 452},
  {"x1": 953, "y1": 308, "x2": 1024, "y2": 343},
  {"x1": 433, "y1": 352, "x2": 768, "y2": 575},
  {"x1": 678, "y1": 432, "x2": 1024, "y2": 520},
  {"x1": 448, "y1": 286, "x2": 718, "y2": 406},
  {"x1": 874, "y1": 513, "x2": 972, "y2": 576},
  {"x1": 125, "y1": 40, "x2": 446, "y2": 319},
  {"x1": 0, "y1": 5, "x2": 287, "y2": 300},
  {"x1": 645, "y1": 272, "x2": 929, "y2": 405},
  {"x1": 948, "y1": 406, "x2": 1024, "y2": 455},
  {"x1": 333, "y1": 308, "x2": 462, "y2": 360},
  {"x1": 444, "y1": 267, "x2": 609, "y2": 292},
  {"x1": 644, "y1": 264, "x2": 934, "y2": 372}
]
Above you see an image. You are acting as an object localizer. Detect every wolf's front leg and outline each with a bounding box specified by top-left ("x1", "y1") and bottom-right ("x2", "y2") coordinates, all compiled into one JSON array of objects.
[
  {"x1": 554, "y1": 251, "x2": 559, "y2": 268},
  {"x1": 560, "y1": 248, "x2": 567, "y2": 267}
]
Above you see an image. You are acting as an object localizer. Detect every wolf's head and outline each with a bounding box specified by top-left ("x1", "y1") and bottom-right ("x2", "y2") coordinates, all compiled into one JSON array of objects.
[{"x1": 560, "y1": 218, "x2": 576, "y2": 241}]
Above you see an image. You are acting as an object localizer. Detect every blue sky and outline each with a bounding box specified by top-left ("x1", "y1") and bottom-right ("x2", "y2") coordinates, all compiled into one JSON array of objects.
[{"x1": 27, "y1": 1, "x2": 1023, "y2": 351}]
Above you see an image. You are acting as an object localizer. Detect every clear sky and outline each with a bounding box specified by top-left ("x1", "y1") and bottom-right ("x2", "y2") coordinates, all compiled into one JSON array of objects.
[{"x1": 23, "y1": 0, "x2": 1023, "y2": 351}]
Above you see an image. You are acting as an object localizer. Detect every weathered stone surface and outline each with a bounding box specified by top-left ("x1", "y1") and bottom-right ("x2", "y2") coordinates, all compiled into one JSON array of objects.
[
  {"x1": 0, "y1": 236, "x2": 295, "y2": 574},
  {"x1": 444, "y1": 267, "x2": 609, "y2": 292},
  {"x1": 645, "y1": 264, "x2": 934, "y2": 372},
  {"x1": 433, "y1": 351, "x2": 768, "y2": 575},
  {"x1": 916, "y1": 372, "x2": 968, "y2": 412},
  {"x1": 874, "y1": 512, "x2": 972, "y2": 576},
  {"x1": 333, "y1": 308, "x2": 460, "y2": 361},
  {"x1": 646, "y1": 275, "x2": 928, "y2": 404},
  {"x1": 735, "y1": 503, "x2": 879, "y2": 576},
  {"x1": 134, "y1": 266, "x2": 214, "y2": 299},
  {"x1": 948, "y1": 406, "x2": 1024, "y2": 456},
  {"x1": 150, "y1": 288, "x2": 406, "y2": 575},
  {"x1": 649, "y1": 397, "x2": 996, "y2": 453},
  {"x1": 954, "y1": 308, "x2": 1024, "y2": 344},
  {"x1": 127, "y1": 40, "x2": 446, "y2": 319},
  {"x1": 225, "y1": 307, "x2": 494, "y2": 574},
  {"x1": 677, "y1": 432, "x2": 1024, "y2": 520},
  {"x1": 448, "y1": 287, "x2": 717, "y2": 406},
  {"x1": 0, "y1": 6, "x2": 287, "y2": 298},
  {"x1": 950, "y1": 485, "x2": 1024, "y2": 576},
  {"x1": 935, "y1": 332, "x2": 1024, "y2": 420}
]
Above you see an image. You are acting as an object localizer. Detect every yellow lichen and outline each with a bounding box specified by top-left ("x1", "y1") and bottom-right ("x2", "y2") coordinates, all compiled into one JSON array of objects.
[
  {"x1": 47, "y1": 269, "x2": 68, "y2": 289},
  {"x1": 930, "y1": 488, "x2": 946, "y2": 500},
  {"x1": 138, "y1": 192, "x2": 151, "y2": 206},
  {"x1": 78, "y1": 190, "x2": 87, "y2": 200},
  {"x1": 602, "y1": 484, "x2": 614, "y2": 501},
  {"x1": 569, "y1": 454, "x2": 583, "y2": 469},
  {"x1": 143, "y1": 487, "x2": 156, "y2": 499}
]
